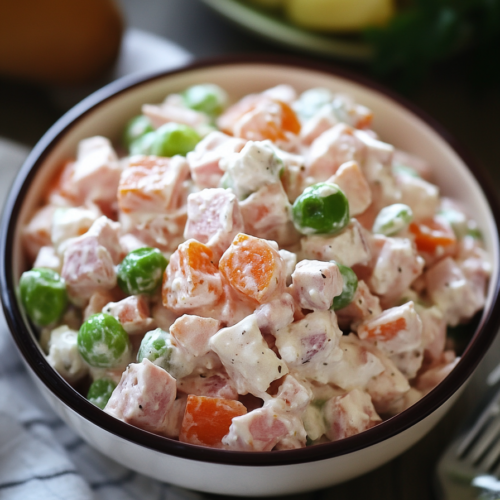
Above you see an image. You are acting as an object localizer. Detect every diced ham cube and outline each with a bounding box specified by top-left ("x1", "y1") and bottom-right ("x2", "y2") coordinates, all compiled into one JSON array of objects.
[
  {"x1": 239, "y1": 182, "x2": 300, "y2": 247},
  {"x1": 119, "y1": 233, "x2": 147, "y2": 256},
  {"x1": 328, "y1": 161, "x2": 372, "y2": 216},
  {"x1": 364, "y1": 343, "x2": 411, "y2": 414},
  {"x1": 170, "y1": 315, "x2": 221, "y2": 357},
  {"x1": 358, "y1": 302, "x2": 423, "y2": 358},
  {"x1": 179, "y1": 395, "x2": 247, "y2": 449},
  {"x1": 142, "y1": 94, "x2": 210, "y2": 130},
  {"x1": 104, "y1": 359, "x2": 177, "y2": 434},
  {"x1": 33, "y1": 246, "x2": 61, "y2": 273},
  {"x1": 365, "y1": 236, "x2": 424, "y2": 306},
  {"x1": 162, "y1": 239, "x2": 223, "y2": 313},
  {"x1": 323, "y1": 389, "x2": 381, "y2": 441},
  {"x1": 274, "y1": 310, "x2": 342, "y2": 384},
  {"x1": 186, "y1": 131, "x2": 246, "y2": 188},
  {"x1": 84, "y1": 289, "x2": 116, "y2": 320},
  {"x1": 290, "y1": 260, "x2": 343, "y2": 310},
  {"x1": 23, "y1": 205, "x2": 57, "y2": 261},
  {"x1": 102, "y1": 295, "x2": 154, "y2": 336},
  {"x1": 219, "y1": 141, "x2": 284, "y2": 201},
  {"x1": 415, "y1": 351, "x2": 459, "y2": 396},
  {"x1": 396, "y1": 173, "x2": 439, "y2": 221},
  {"x1": 416, "y1": 305, "x2": 446, "y2": 365},
  {"x1": 57, "y1": 137, "x2": 122, "y2": 210},
  {"x1": 275, "y1": 374, "x2": 312, "y2": 414},
  {"x1": 118, "y1": 155, "x2": 190, "y2": 215},
  {"x1": 255, "y1": 293, "x2": 295, "y2": 335},
  {"x1": 209, "y1": 314, "x2": 288, "y2": 397},
  {"x1": 425, "y1": 256, "x2": 484, "y2": 326},
  {"x1": 336, "y1": 280, "x2": 382, "y2": 331},
  {"x1": 301, "y1": 219, "x2": 371, "y2": 268},
  {"x1": 51, "y1": 205, "x2": 101, "y2": 251},
  {"x1": 119, "y1": 208, "x2": 187, "y2": 254},
  {"x1": 326, "y1": 333, "x2": 385, "y2": 391},
  {"x1": 223, "y1": 399, "x2": 306, "y2": 451},
  {"x1": 184, "y1": 188, "x2": 244, "y2": 262},
  {"x1": 306, "y1": 123, "x2": 366, "y2": 182},
  {"x1": 177, "y1": 370, "x2": 238, "y2": 400},
  {"x1": 86, "y1": 216, "x2": 122, "y2": 264},
  {"x1": 279, "y1": 249, "x2": 297, "y2": 286},
  {"x1": 151, "y1": 303, "x2": 179, "y2": 332},
  {"x1": 160, "y1": 395, "x2": 187, "y2": 439},
  {"x1": 300, "y1": 104, "x2": 339, "y2": 146},
  {"x1": 61, "y1": 232, "x2": 117, "y2": 305}
]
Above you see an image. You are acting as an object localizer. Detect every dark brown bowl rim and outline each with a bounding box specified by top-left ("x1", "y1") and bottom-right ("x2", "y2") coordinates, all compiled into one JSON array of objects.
[{"x1": 2, "y1": 55, "x2": 500, "y2": 468}]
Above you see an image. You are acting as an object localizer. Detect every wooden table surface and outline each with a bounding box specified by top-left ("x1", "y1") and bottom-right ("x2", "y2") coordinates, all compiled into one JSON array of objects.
[{"x1": 1, "y1": 1, "x2": 500, "y2": 498}]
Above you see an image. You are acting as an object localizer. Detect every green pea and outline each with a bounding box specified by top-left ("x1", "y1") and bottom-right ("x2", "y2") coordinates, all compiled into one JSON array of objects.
[
  {"x1": 150, "y1": 123, "x2": 200, "y2": 157},
  {"x1": 331, "y1": 262, "x2": 358, "y2": 310},
  {"x1": 19, "y1": 268, "x2": 67, "y2": 326},
  {"x1": 123, "y1": 115, "x2": 154, "y2": 150},
  {"x1": 137, "y1": 328, "x2": 173, "y2": 371},
  {"x1": 182, "y1": 84, "x2": 227, "y2": 117},
  {"x1": 372, "y1": 203, "x2": 413, "y2": 236},
  {"x1": 292, "y1": 182, "x2": 350, "y2": 235},
  {"x1": 129, "y1": 130, "x2": 156, "y2": 156},
  {"x1": 87, "y1": 378, "x2": 117, "y2": 410},
  {"x1": 78, "y1": 313, "x2": 131, "y2": 368},
  {"x1": 117, "y1": 247, "x2": 168, "y2": 296}
]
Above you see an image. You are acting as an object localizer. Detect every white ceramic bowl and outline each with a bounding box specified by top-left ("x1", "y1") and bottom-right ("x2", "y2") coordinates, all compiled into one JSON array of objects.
[{"x1": 2, "y1": 57, "x2": 500, "y2": 496}]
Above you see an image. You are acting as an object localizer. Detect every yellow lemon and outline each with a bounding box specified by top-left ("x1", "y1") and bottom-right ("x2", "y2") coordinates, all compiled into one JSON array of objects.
[{"x1": 285, "y1": 0, "x2": 395, "y2": 32}]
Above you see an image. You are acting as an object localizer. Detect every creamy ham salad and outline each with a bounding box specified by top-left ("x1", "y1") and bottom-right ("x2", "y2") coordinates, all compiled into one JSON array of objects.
[{"x1": 20, "y1": 83, "x2": 491, "y2": 451}]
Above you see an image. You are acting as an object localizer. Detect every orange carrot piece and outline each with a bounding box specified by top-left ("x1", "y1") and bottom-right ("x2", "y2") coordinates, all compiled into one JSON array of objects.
[
  {"x1": 363, "y1": 317, "x2": 407, "y2": 341},
  {"x1": 409, "y1": 218, "x2": 456, "y2": 254},
  {"x1": 219, "y1": 233, "x2": 283, "y2": 303},
  {"x1": 179, "y1": 395, "x2": 247, "y2": 448}
]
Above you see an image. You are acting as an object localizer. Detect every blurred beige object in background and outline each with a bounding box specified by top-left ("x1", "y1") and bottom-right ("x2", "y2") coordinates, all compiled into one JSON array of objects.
[
  {"x1": 0, "y1": 0, "x2": 123, "y2": 85},
  {"x1": 286, "y1": 0, "x2": 394, "y2": 31}
]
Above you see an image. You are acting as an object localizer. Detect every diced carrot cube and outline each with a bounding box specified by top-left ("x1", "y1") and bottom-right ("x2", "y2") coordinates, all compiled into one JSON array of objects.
[
  {"x1": 179, "y1": 395, "x2": 247, "y2": 448},
  {"x1": 362, "y1": 317, "x2": 407, "y2": 341},
  {"x1": 219, "y1": 233, "x2": 284, "y2": 303},
  {"x1": 409, "y1": 218, "x2": 456, "y2": 254}
]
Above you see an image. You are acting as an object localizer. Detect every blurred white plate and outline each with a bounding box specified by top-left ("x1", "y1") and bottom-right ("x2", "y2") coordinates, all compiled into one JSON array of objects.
[{"x1": 201, "y1": 0, "x2": 372, "y2": 61}]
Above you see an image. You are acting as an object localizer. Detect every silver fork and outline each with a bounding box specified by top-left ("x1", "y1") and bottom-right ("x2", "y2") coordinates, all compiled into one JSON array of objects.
[{"x1": 436, "y1": 387, "x2": 500, "y2": 499}]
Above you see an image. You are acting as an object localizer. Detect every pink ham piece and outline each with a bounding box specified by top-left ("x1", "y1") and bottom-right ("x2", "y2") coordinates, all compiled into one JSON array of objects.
[
  {"x1": 170, "y1": 315, "x2": 221, "y2": 357},
  {"x1": 255, "y1": 293, "x2": 295, "y2": 335},
  {"x1": 306, "y1": 123, "x2": 366, "y2": 182},
  {"x1": 336, "y1": 280, "x2": 382, "y2": 331},
  {"x1": 239, "y1": 183, "x2": 300, "y2": 248},
  {"x1": 323, "y1": 389, "x2": 381, "y2": 441},
  {"x1": 425, "y1": 256, "x2": 485, "y2": 327},
  {"x1": 104, "y1": 358, "x2": 177, "y2": 434},
  {"x1": 23, "y1": 205, "x2": 57, "y2": 261},
  {"x1": 327, "y1": 161, "x2": 372, "y2": 216},
  {"x1": 301, "y1": 219, "x2": 371, "y2": 268},
  {"x1": 365, "y1": 236, "x2": 424, "y2": 307},
  {"x1": 186, "y1": 131, "x2": 246, "y2": 188},
  {"x1": 184, "y1": 188, "x2": 244, "y2": 262},
  {"x1": 223, "y1": 399, "x2": 306, "y2": 451},
  {"x1": 177, "y1": 370, "x2": 238, "y2": 400},
  {"x1": 102, "y1": 295, "x2": 154, "y2": 336},
  {"x1": 61, "y1": 232, "x2": 116, "y2": 305},
  {"x1": 290, "y1": 259, "x2": 343, "y2": 311}
]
